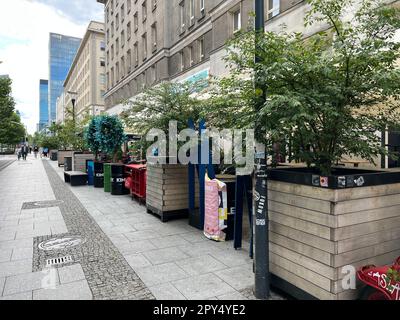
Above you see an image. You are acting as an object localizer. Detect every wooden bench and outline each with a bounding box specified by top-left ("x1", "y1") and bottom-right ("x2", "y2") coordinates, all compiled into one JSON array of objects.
[{"x1": 64, "y1": 171, "x2": 88, "y2": 186}]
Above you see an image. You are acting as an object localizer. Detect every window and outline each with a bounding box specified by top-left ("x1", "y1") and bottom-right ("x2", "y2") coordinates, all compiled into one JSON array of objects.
[
  {"x1": 151, "y1": 65, "x2": 156, "y2": 83},
  {"x1": 116, "y1": 38, "x2": 119, "y2": 54},
  {"x1": 179, "y1": 1, "x2": 185, "y2": 32},
  {"x1": 100, "y1": 58, "x2": 105, "y2": 67},
  {"x1": 106, "y1": 7, "x2": 110, "y2": 23},
  {"x1": 134, "y1": 12, "x2": 139, "y2": 31},
  {"x1": 106, "y1": 72, "x2": 110, "y2": 89},
  {"x1": 127, "y1": 0, "x2": 131, "y2": 13},
  {"x1": 111, "y1": 67, "x2": 114, "y2": 86},
  {"x1": 111, "y1": 22, "x2": 114, "y2": 37},
  {"x1": 111, "y1": 44, "x2": 114, "y2": 60},
  {"x1": 107, "y1": 50, "x2": 109, "y2": 64},
  {"x1": 200, "y1": 0, "x2": 205, "y2": 14},
  {"x1": 100, "y1": 73, "x2": 106, "y2": 85},
  {"x1": 127, "y1": 49, "x2": 132, "y2": 72},
  {"x1": 134, "y1": 42, "x2": 139, "y2": 65},
  {"x1": 267, "y1": 0, "x2": 280, "y2": 19},
  {"x1": 189, "y1": 45, "x2": 194, "y2": 66},
  {"x1": 121, "y1": 4, "x2": 125, "y2": 21},
  {"x1": 142, "y1": 1, "x2": 147, "y2": 21},
  {"x1": 100, "y1": 41, "x2": 105, "y2": 51},
  {"x1": 127, "y1": 22, "x2": 131, "y2": 39},
  {"x1": 107, "y1": 29, "x2": 110, "y2": 43},
  {"x1": 179, "y1": 51, "x2": 184, "y2": 71},
  {"x1": 121, "y1": 30, "x2": 125, "y2": 47},
  {"x1": 116, "y1": 13, "x2": 119, "y2": 30},
  {"x1": 142, "y1": 33, "x2": 147, "y2": 60},
  {"x1": 199, "y1": 38, "x2": 205, "y2": 61},
  {"x1": 115, "y1": 62, "x2": 119, "y2": 82},
  {"x1": 121, "y1": 56, "x2": 125, "y2": 78},
  {"x1": 152, "y1": 0, "x2": 157, "y2": 10},
  {"x1": 189, "y1": 0, "x2": 195, "y2": 25},
  {"x1": 233, "y1": 10, "x2": 241, "y2": 33},
  {"x1": 151, "y1": 23, "x2": 157, "y2": 52}
]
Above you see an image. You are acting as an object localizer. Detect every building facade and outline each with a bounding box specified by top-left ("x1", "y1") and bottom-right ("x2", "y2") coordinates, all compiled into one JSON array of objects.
[
  {"x1": 56, "y1": 91, "x2": 67, "y2": 124},
  {"x1": 63, "y1": 21, "x2": 107, "y2": 122},
  {"x1": 48, "y1": 33, "x2": 81, "y2": 125},
  {"x1": 97, "y1": 0, "x2": 304, "y2": 115},
  {"x1": 38, "y1": 79, "x2": 49, "y2": 132}
]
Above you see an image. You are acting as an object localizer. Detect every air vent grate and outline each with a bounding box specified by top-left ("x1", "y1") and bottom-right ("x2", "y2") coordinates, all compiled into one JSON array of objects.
[{"x1": 46, "y1": 255, "x2": 73, "y2": 267}]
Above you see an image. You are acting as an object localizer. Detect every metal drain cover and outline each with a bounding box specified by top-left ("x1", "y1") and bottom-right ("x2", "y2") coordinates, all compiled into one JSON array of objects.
[
  {"x1": 46, "y1": 255, "x2": 73, "y2": 267},
  {"x1": 38, "y1": 236, "x2": 85, "y2": 251},
  {"x1": 22, "y1": 200, "x2": 64, "y2": 210}
]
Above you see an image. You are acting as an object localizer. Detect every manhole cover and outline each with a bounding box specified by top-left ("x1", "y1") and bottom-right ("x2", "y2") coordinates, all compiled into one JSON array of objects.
[
  {"x1": 46, "y1": 255, "x2": 73, "y2": 267},
  {"x1": 22, "y1": 200, "x2": 64, "y2": 210},
  {"x1": 38, "y1": 236, "x2": 86, "y2": 251}
]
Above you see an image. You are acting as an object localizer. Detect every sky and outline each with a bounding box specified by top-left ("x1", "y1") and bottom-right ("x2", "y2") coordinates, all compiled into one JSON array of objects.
[{"x1": 0, "y1": 0, "x2": 104, "y2": 134}]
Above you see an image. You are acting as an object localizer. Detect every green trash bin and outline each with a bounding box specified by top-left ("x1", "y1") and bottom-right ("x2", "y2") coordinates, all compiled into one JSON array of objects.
[{"x1": 104, "y1": 163, "x2": 112, "y2": 193}]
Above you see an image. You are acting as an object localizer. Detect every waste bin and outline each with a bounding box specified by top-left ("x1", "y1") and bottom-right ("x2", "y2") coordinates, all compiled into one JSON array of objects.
[
  {"x1": 86, "y1": 160, "x2": 94, "y2": 186},
  {"x1": 64, "y1": 156, "x2": 73, "y2": 172},
  {"x1": 50, "y1": 151, "x2": 58, "y2": 161},
  {"x1": 94, "y1": 162, "x2": 104, "y2": 188},
  {"x1": 104, "y1": 163, "x2": 112, "y2": 193},
  {"x1": 125, "y1": 164, "x2": 147, "y2": 202},
  {"x1": 111, "y1": 164, "x2": 129, "y2": 195}
]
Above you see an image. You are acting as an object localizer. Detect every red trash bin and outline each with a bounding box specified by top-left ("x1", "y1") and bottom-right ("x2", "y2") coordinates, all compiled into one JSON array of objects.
[{"x1": 125, "y1": 164, "x2": 147, "y2": 203}]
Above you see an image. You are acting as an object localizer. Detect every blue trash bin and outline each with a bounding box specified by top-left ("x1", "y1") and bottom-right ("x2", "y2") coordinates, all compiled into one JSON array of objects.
[{"x1": 86, "y1": 160, "x2": 94, "y2": 186}]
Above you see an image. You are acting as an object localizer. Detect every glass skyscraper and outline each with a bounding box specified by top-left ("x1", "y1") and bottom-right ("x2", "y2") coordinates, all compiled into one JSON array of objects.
[
  {"x1": 48, "y1": 33, "x2": 81, "y2": 124},
  {"x1": 38, "y1": 79, "x2": 49, "y2": 132}
]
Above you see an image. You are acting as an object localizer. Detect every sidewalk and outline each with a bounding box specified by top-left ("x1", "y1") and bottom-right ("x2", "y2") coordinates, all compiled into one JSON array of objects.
[{"x1": 0, "y1": 155, "x2": 283, "y2": 300}]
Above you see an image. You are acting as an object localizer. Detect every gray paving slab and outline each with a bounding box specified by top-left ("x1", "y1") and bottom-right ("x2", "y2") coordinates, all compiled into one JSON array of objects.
[
  {"x1": 3, "y1": 270, "x2": 59, "y2": 296},
  {"x1": 149, "y1": 283, "x2": 187, "y2": 300},
  {"x1": 215, "y1": 265, "x2": 255, "y2": 290},
  {"x1": 58, "y1": 264, "x2": 86, "y2": 284},
  {"x1": 125, "y1": 253, "x2": 152, "y2": 269},
  {"x1": 150, "y1": 235, "x2": 191, "y2": 249},
  {"x1": 0, "y1": 238, "x2": 32, "y2": 250},
  {"x1": 0, "y1": 291, "x2": 32, "y2": 300},
  {"x1": 176, "y1": 254, "x2": 227, "y2": 276},
  {"x1": 172, "y1": 273, "x2": 235, "y2": 300},
  {"x1": 0, "y1": 249, "x2": 12, "y2": 263},
  {"x1": 11, "y1": 247, "x2": 33, "y2": 261},
  {"x1": 0, "y1": 259, "x2": 32, "y2": 277},
  {"x1": 143, "y1": 247, "x2": 189, "y2": 265},
  {"x1": 135, "y1": 262, "x2": 189, "y2": 287},
  {"x1": 117, "y1": 240, "x2": 158, "y2": 255},
  {"x1": 33, "y1": 280, "x2": 92, "y2": 300}
]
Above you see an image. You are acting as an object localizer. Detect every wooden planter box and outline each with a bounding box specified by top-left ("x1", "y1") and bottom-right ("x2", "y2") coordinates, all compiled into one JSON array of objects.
[
  {"x1": 146, "y1": 163, "x2": 199, "y2": 222},
  {"x1": 74, "y1": 154, "x2": 95, "y2": 173},
  {"x1": 57, "y1": 150, "x2": 75, "y2": 167},
  {"x1": 268, "y1": 168, "x2": 400, "y2": 300}
]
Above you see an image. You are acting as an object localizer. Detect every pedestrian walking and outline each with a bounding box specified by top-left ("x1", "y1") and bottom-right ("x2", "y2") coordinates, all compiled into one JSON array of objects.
[
  {"x1": 43, "y1": 147, "x2": 49, "y2": 158},
  {"x1": 34, "y1": 145, "x2": 39, "y2": 158},
  {"x1": 22, "y1": 144, "x2": 29, "y2": 160},
  {"x1": 16, "y1": 145, "x2": 22, "y2": 161}
]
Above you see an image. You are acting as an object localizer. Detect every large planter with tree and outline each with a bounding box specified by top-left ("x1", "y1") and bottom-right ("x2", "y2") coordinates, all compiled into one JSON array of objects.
[
  {"x1": 209, "y1": 0, "x2": 400, "y2": 299},
  {"x1": 122, "y1": 81, "x2": 204, "y2": 220}
]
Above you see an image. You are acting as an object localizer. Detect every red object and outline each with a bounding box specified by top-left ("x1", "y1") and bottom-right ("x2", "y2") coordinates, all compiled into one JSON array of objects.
[
  {"x1": 124, "y1": 164, "x2": 147, "y2": 202},
  {"x1": 357, "y1": 256, "x2": 400, "y2": 300}
]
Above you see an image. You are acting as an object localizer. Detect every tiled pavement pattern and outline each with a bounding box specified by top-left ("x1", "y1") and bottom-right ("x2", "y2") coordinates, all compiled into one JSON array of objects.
[
  {"x1": 37, "y1": 160, "x2": 153, "y2": 300},
  {"x1": 0, "y1": 155, "x2": 285, "y2": 300},
  {"x1": 0, "y1": 160, "x2": 15, "y2": 172}
]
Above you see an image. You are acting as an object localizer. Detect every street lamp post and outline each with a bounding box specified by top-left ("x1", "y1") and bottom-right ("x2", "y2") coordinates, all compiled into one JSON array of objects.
[
  {"x1": 67, "y1": 91, "x2": 78, "y2": 125},
  {"x1": 254, "y1": 0, "x2": 270, "y2": 300}
]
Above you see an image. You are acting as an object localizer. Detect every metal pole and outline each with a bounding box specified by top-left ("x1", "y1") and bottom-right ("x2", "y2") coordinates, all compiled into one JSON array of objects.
[{"x1": 254, "y1": 0, "x2": 270, "y2": 300}]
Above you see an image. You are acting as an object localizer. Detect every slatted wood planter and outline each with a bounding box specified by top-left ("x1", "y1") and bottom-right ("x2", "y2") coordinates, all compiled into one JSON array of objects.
[
  {"x1": 73, "y1": 154, "x2": 95, "y2": 173},
  {"x1": 146, "y1": 163, "x2": 199, "y2": 222},
  {"x1": 268, "y1": 179, "x2": 400, "y2": 300}
]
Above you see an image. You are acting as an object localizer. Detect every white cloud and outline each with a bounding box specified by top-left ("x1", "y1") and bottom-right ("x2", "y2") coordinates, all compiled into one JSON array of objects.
[{"x1": 0, "y1": 0, "x2": 103, "y2": 134}]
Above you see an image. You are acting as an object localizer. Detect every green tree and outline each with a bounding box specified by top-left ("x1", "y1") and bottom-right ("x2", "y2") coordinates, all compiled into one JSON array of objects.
[
  {"x1": 121, "y1": 81, "x2": 207, "y2": 154},
  {"x1": 210, "y1": 0, "x2": 400, "y2": 175}
]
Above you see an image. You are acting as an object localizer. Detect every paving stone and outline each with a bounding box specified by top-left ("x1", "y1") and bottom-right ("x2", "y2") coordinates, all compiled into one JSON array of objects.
[
  {"x1": 0, "y1": 259, "x2": 32, "y2": 277},
  {"x1": 124, "y1": 230, "x2": 160, "y2": 242},
  {"x1": 176, "y1": 254, "x2": 227, "y2": 276},
  {"x1": 11, "y1": 247, "x2": 33, "y2": 261},
  {"x1": 149, "y1": 283, "x2": 187, "y2": 300},
  {"x1": 125, "y1": 253, "x2": 152, "y2": 269},
  {"x1": 0, "y1": 231, "x2": 15, "y2": 242},
  {"x1": 58, "y1": 264, "x2": 85, "y2": 284},
  {"x1": 33, "y1": 280, "x2": 92, "y2": 300},
  {"x1": 3, "y1": 270, "x2": 59, "y2": 296},
  {"x1": 135, "y1": 263, "x2": 189, "y2": 287},
  {"x1": 0, "y1": 276, "x2": 5, "y2": 296},
  {"x1": 0, "y1": 291, "x2": 32, "y2": 300},
  {"x1": 117, "y1": 240, "x2": 157, "y2": 255},
  {"x1": 214, "y1": 265, "x2": 254, "y2": 291},
  {"x1": 143, "y1": 247, "x2": 189, "y2": 265},
  {"x1": 172, "y1": 274, "x2": 235, "y2": 300},
  {"x1": 0, "y1": 248, "x2": 12, "y2": 262},
  {"x1": 150, "y1": 235, "x2": 191, "y2": 249},
  {"x1": 0, "y1": 238, "x2": 32, "y2": 250}
]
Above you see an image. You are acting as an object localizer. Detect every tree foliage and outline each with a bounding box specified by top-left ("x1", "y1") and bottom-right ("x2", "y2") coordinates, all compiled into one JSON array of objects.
[
  {"x1": 85, "y1": 115, "x2": 126, "y2": 161},
  {"x1": 209, "y1": 0, "x2": 400, "y2": 175},
  {"x1": 0, "y1": 78, "x2": 25, "y2": 145}
]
